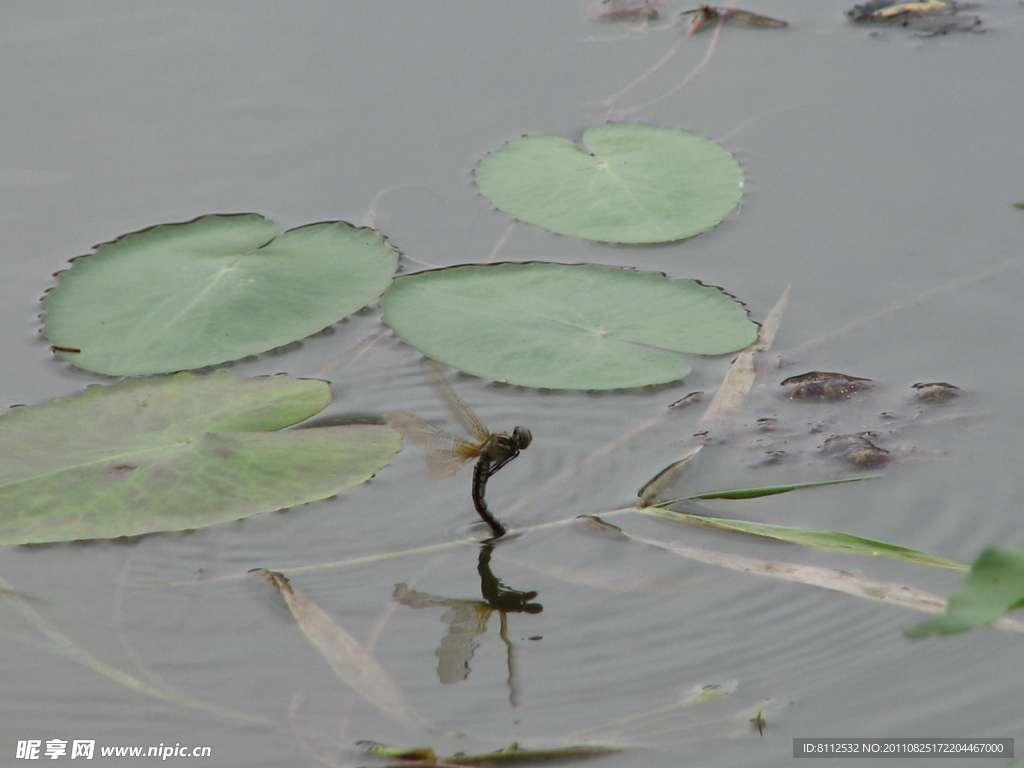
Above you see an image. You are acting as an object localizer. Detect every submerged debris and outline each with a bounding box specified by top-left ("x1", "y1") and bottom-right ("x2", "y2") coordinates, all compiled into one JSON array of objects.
[
  {"x1": 849, "y1": 0, "x2": 946, "y2": 21},
  {"x1": 592, "y1": 0, "x2": 664, "y2": 21},
  {"x1": 748, "y1": 445, "x2": 788, "y2": 467},
  {"x1": 821, "y1": 432, "x2": 892, "y2": 468},
  {"x1": 846, "y1": 0, "x2": 983, "y2": 35},
  {"x1": 360, "y1": 740, "x2": 623, "y2": 765},
  {"x1": 668, "y1": 391, "x2": 704, "y2": 409},
  {"x1": 911, "y1": 381, "x2": 962, "y2": 404},
  {"x1": 680, "y1": 5, "x2": 788, "y2": 35},
  {"x1": 781, "y1": 371, "x2": 874, "y2": 400},
  {"x1": 738, "y1": 378, "x2": 968, "y2": 471}
]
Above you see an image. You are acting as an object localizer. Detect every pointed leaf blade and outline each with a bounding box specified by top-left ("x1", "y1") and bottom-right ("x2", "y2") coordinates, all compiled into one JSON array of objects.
[{"x1": 254, "y1": 570, "x2": 426, "y2": 730}]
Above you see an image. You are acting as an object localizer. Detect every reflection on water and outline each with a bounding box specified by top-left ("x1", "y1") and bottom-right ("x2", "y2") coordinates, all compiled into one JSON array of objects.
[{"x1": 394, "y1": 542, "x2": 542, "y2": 704}]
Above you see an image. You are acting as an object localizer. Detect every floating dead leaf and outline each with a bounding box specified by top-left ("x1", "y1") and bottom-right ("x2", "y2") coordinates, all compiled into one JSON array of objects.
[
  {"x1": 251, "y1": 569, "x2": 426, "y2": 731},
  {"x1": 636, "y1": 445, "x2": 703, "y2": 507},
  {"x1": 360, "y1": 740, "x2": 623, "y2": 766},
  {"x1": 699, "y1": 286, "x2": 789, "y2": 432}
]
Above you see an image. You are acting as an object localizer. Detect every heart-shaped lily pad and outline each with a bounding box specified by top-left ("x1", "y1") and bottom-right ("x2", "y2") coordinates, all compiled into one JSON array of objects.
[
  {"x1": 475, "y1": 122, "x2": 743, "y2": 243},
  {"x1": 42, "y1": 214, "x2": 400, "y2": 376},
  {"x1": 0, "y1": 372, "x2": 401, "y2": 545},
  {"x1": 380, "y1": 262, "x2": 757, "y2": 389}
]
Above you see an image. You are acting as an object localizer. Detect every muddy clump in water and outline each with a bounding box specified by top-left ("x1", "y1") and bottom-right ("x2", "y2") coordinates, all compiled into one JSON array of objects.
[
  {"x1": 736, "y1": 373, "x2": 970, "y2": 471},
  {"x1": 781, "y1": 371, "x2": 874, "y2": 400}
]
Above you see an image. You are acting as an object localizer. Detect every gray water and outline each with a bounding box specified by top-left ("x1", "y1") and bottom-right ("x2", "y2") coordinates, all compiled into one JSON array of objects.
[{"x1": 1, "y1": 2, "x2": 1022, "y2": 766}]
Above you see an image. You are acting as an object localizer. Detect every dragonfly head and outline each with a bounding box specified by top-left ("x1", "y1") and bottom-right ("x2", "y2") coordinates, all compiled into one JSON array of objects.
[{"x1": 512, "y1": 426, "x2": 532, "y2": 450}]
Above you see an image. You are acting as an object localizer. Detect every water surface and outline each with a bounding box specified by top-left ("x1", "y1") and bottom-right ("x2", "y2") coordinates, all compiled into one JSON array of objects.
[{"x1": 1, "y1": 2, "x2": 1022, "y2": 766}]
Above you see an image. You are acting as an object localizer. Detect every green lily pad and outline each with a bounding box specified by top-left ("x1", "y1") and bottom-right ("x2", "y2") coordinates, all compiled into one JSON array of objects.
[
  {"x1": 0, "y1": 372, "x2": 401, "y2": 545},
  {"x1": 380, "y1": 262, "x2": 757, "y2": 389},
  {"x1": 906, "y1": 547, "x2": 1024, "y2": 637},
  {"x1": 42, "y1": 214, "x2": 399, "y2": 375},
  {"x1": 475, "y1": 122, "x2": 743, "y2": 243}
]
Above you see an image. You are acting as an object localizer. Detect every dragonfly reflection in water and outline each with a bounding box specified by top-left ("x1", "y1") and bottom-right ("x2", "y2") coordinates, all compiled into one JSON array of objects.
[
  {"x1": 383, "y1": 362, "x2": 532, "y2": 538},
  {"x1": 680, "y1": 5, "x2": 788, "y2": 34}
]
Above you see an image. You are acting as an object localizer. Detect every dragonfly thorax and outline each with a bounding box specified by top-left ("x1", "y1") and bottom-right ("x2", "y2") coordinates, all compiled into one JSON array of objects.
[{"x1": 483, "y1": 426, "x2": 531, "y2": 465}]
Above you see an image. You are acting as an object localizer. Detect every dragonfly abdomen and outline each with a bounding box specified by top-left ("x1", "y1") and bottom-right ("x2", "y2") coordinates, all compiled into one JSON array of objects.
[{"x1": 471, "y1": 458, "x2": 507, "y2": 537}]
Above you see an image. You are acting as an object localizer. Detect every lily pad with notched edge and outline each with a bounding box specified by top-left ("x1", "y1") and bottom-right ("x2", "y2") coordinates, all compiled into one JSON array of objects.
[
  {"x1": 42, "y1": 214, "x2": 399, "y2": 376},
  {"x1": 380, "y1": 262, "x2": 757, "y2": 389},
  {"x1": 0, "y1": 372, "x2": 400, "y2": 545},
  {"x1": 475, "y1": 122, "x2": 743, "y2": 243}
]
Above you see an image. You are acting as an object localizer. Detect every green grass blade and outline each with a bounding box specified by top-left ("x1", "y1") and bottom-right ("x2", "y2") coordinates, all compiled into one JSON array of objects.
[
  {"x1": 654, "y1": 475, "x2": 882, "y2": 503},
  {"x1": 641, "y1": 507, "x2": 967, "y2": 570}
]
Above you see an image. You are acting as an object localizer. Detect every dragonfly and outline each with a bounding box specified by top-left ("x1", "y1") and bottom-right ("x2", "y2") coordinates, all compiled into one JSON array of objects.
[
  {"x1": 383, "y1": 361, "x2": 532, "y2": 538},
  {"x1": 680, "y1": 5, "x2": 788, "y2": 35}
]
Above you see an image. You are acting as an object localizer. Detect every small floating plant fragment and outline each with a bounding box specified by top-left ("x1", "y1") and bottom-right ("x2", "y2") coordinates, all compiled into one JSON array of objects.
[
  {"x1": 680, "y1": 5, "x2": 789, "y2": 35},
  {"x1": 42, "y1": 214, "x2": 399, "y2": 375},
  {"x1": 380, "y1": 262, "x2": 758, "y2": 390},
  {"x1": 475, "y1": 122, "x2": 743, "y2": 244},
  {"x1": 0, "y1": 372, "x2": 400, "y2": 545}
]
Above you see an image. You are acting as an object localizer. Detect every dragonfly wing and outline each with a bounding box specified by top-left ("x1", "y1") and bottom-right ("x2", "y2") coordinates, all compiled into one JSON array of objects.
[
  {"x1": 423, "y1": 360, "x2": 491, "y2": 444},
  {"x1": 383, "y1": 410, "x2": 479, "y2": 478},
  {"x1": 384, "y1": 410, "x2": 452, "y2": 447},
  {"x1": 425, "y1": 448, "x2": 477, "y2": 479}
]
